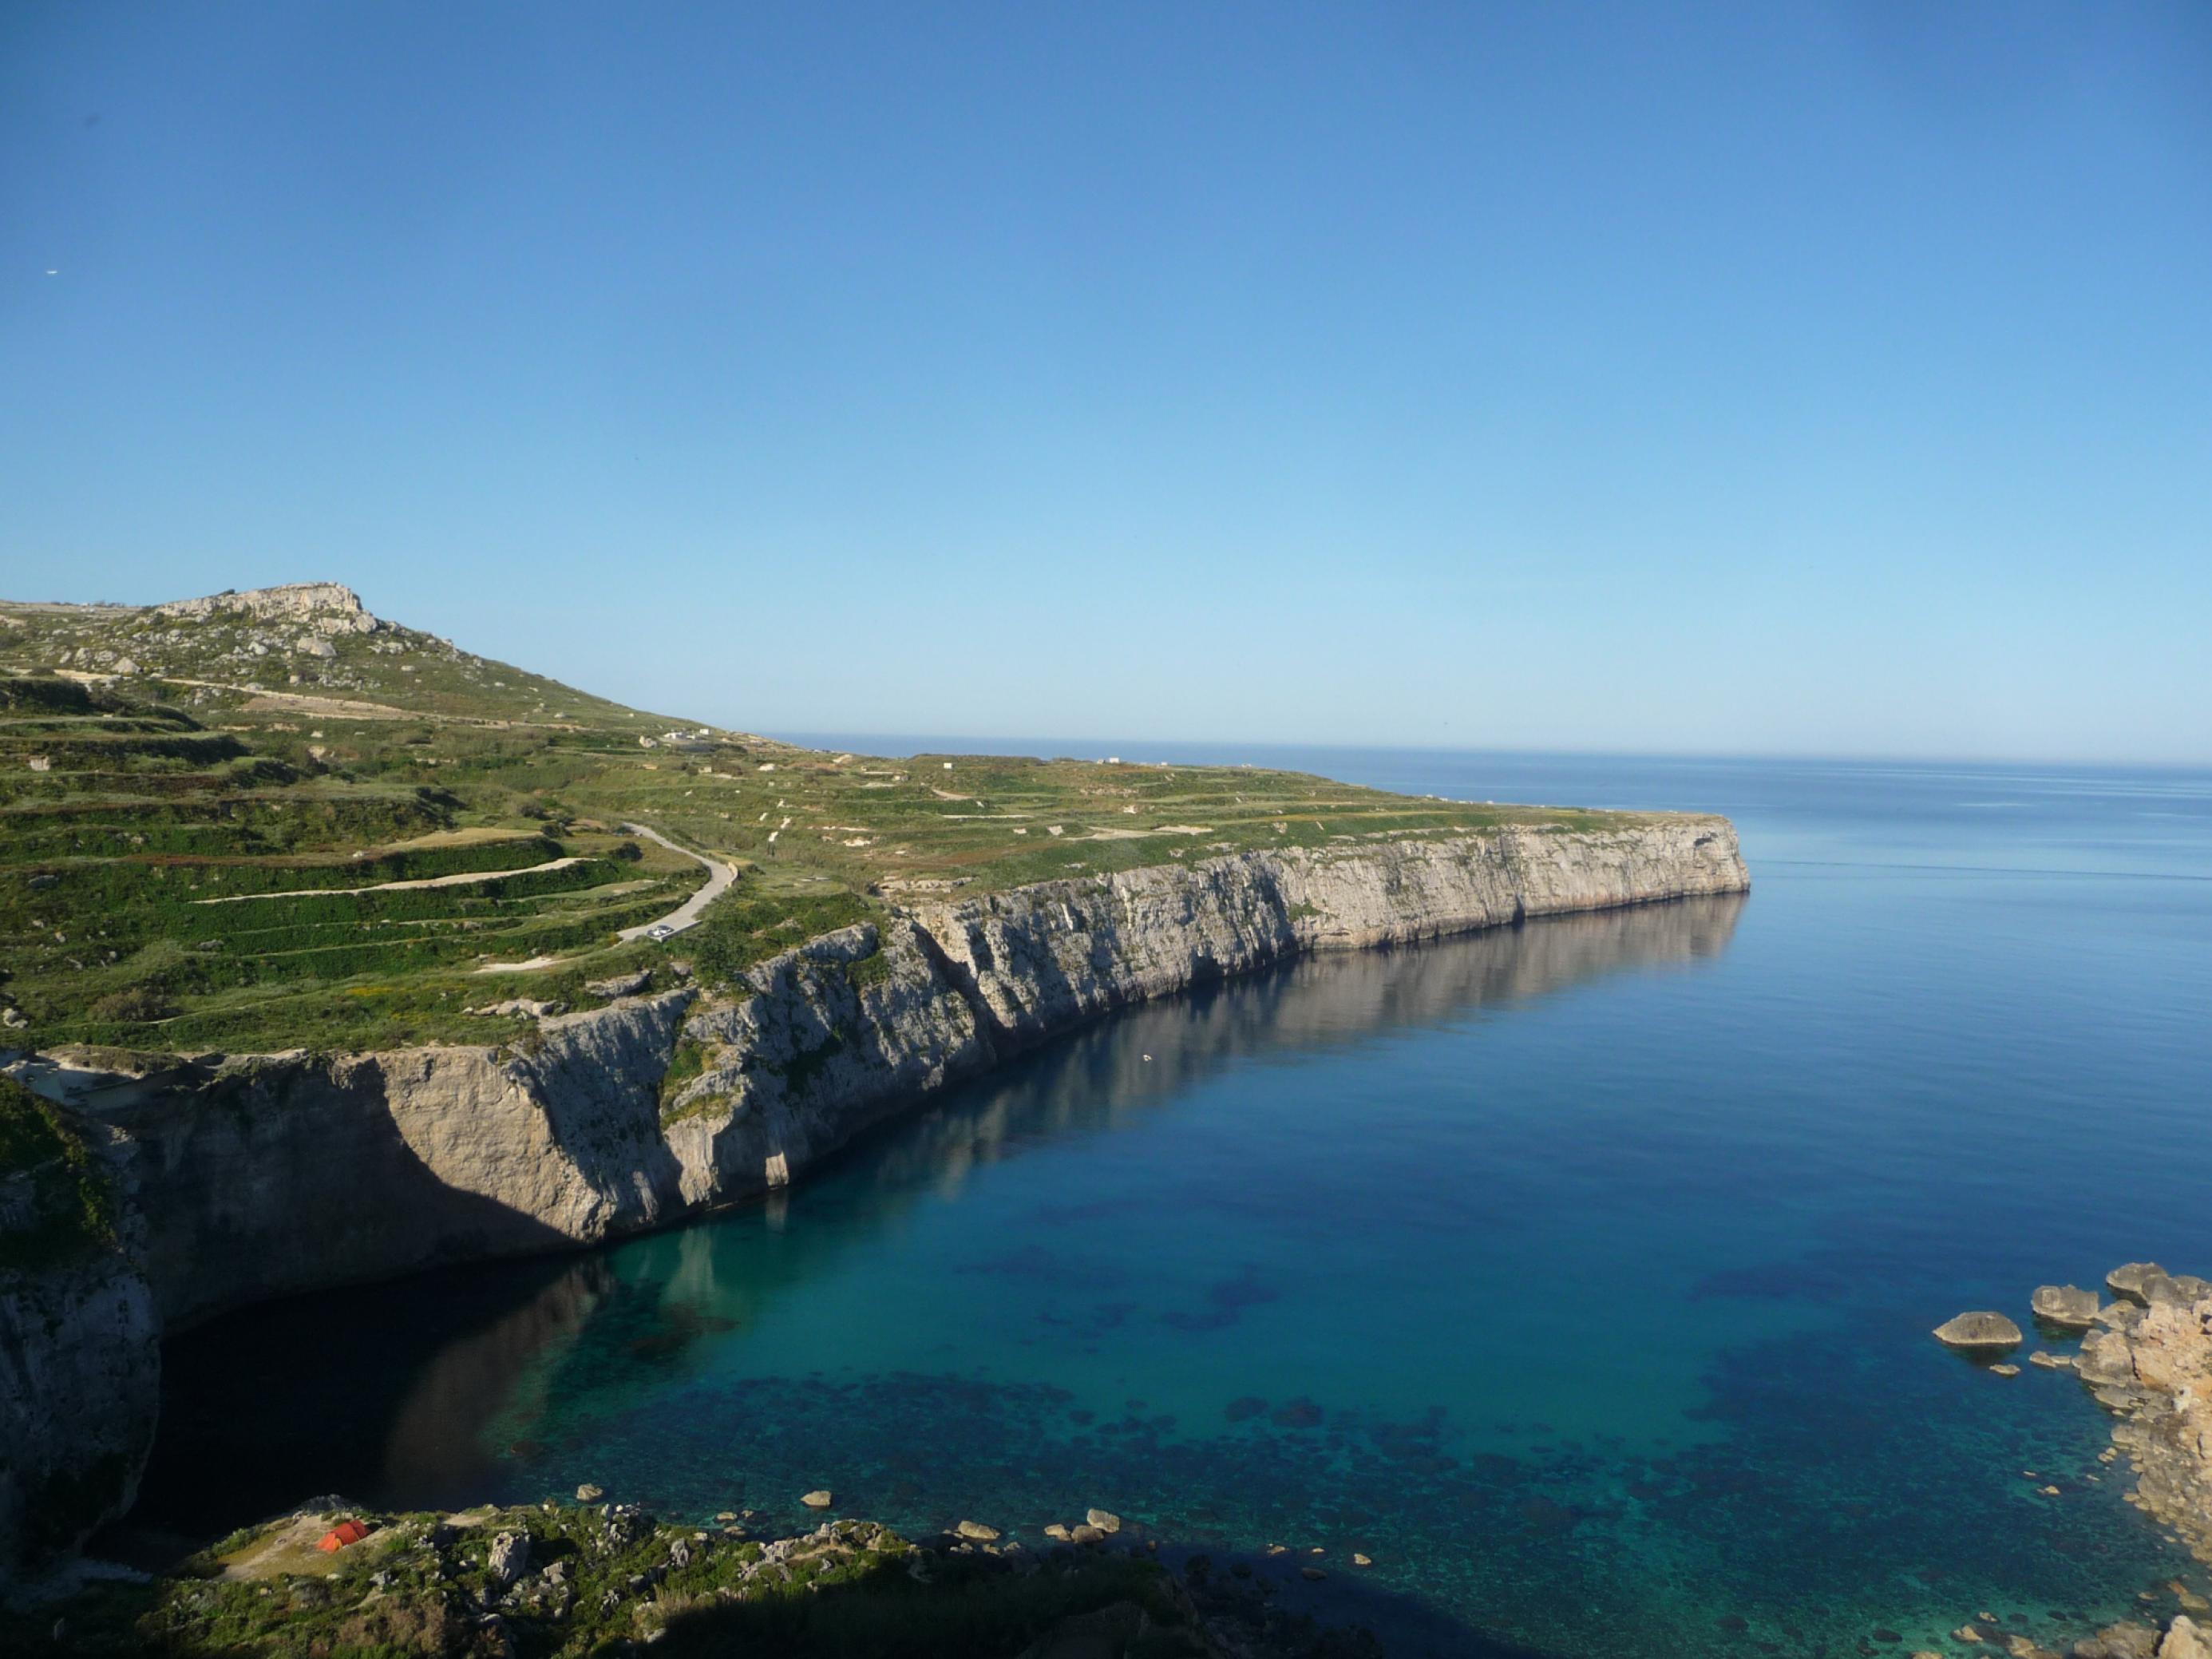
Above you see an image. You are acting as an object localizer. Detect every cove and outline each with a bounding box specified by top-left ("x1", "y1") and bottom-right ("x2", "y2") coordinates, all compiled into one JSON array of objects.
[{"x1": 132, "y1": 754, "x2": 2212, "y2": 1658}]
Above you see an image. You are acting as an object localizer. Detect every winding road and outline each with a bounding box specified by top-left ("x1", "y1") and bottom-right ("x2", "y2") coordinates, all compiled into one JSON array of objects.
[{"x1": 616, "y1": 822, "x2": 738, "y2": 942}]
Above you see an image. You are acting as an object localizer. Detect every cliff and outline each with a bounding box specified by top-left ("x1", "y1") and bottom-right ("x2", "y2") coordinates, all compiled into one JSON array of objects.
[
  {"x1": 22, "y1": 819, "x2": 1743, "y2": 1329},
  {"x1": 0, "y1": 819, "x2": 1744, "y2": 1577},
  {"x1": 0, "y1": 1079, "x2": 160, "y2": 1581}
]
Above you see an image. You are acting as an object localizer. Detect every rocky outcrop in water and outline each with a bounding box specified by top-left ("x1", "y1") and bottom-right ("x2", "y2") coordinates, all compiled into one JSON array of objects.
[
  {"x1": 2075, "y1": 1271, "x2": 2212, "y2": 1568},
  {"x1": 1921, "y1": 1267, "x2": 2212, "y2": 1657}
]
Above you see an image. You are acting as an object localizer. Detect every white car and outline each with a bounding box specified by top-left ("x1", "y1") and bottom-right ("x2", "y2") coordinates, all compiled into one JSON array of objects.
[{"x1": 645, "y1": 924, "x2": 675, "y2": 942}]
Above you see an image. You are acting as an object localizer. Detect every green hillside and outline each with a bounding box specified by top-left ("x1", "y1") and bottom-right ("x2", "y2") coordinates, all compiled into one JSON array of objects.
[{"x1": 0, "y1": 584, "x2": 1624, "y2": 1056}]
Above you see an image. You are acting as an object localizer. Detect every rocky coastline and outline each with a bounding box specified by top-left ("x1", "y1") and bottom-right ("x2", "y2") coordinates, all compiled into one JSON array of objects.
[
  {"x1": 0, "y1": 822, "x2": 1747, "y2": 1582},
  {"x1": 2, "y1": 1492, "x2": 1384, "y2": 1658},
  {"x1": 1924, "y1": 1265, "x2": 2212, "y2": 1659}
]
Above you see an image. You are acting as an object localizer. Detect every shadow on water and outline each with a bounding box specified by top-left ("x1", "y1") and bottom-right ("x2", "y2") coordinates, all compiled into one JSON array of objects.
[{"x1": 125, "y1": 896, "x2": 1742, "y2": 1557}]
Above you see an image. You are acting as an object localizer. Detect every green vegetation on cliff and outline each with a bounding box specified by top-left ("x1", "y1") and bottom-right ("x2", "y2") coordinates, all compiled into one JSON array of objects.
[
  {"x1": 1, "y1": 584, "x2": 1635, "y2": 1058},
  {"x1": 0, "y1": 1074, "x2": 117, "y2": 1273}
]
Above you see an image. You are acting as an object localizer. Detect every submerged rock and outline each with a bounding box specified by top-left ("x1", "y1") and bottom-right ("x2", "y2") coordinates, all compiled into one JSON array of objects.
[
  {"x1": 2032, "y1": 1285, "x2": 2103, "y2": 1328},
  {"x1": 1934, "y1": 1312, "x2": 2024, "y2": 1350}
]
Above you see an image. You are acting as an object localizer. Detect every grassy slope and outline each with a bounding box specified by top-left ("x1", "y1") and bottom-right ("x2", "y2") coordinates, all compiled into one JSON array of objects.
[{"x1": 0, "y1": 586, "x2": 1634, "y2": 1058}]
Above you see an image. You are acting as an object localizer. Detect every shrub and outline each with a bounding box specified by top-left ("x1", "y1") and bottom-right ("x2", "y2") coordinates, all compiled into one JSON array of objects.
[{"x1": 89, "y1": 987, "x2": 172, "y2": 1024}]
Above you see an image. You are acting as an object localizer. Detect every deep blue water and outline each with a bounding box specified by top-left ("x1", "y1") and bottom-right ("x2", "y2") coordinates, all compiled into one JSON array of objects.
[{"x1": 140, "y1": 750, "x2": 2212, "y2": 1657}]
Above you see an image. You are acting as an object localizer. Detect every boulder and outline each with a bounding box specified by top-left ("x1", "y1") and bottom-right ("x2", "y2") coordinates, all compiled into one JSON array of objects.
[
  {"x1": 1934, "y1": 1312, "x2": 2023, "y2": 1351},
  {"x1": 576, "y1": 1485, "x2": 604, "y2": 1503},
  {"x1": 800, "y1": 1491, "x2": 833, "y2": 1509},
  {"x1": 2162, "y1": 1622, "x2": 2210, "y2": 1659},
  {"x1": 2076, "y1": 1331, "x2": 2138, "y2": 1388},
  {"x1": 2111, "y1": 1264, "x2": 2168, "y2": 1305},
  {"x1": 1070, "y1": 1524, "x2": 1104, "y2": 1545},
  {"x1": 2146, "y1": 1274, "x2": 2212, "y2": 1308},
  {"x1": 467, "y1": 999, "x2": 563, "y2": 1020},
  {"x1": 2095, "y1": 1622, "x2": 2161, "y2": 1659},
  {"x1": 1084, "y1": 1507, "x2": 1122, "y2": 1534},
  {"x1": 955, "y1": 1520, "x2": 1000, "y2": 1541},
  {"x1": 2032, "y1": 1285, "x2": 2102, "y2": 1328},
  {"x1": 586, "y1": 971, "x2": 654, "y2": 1000},
  {"x1": 487, "y1": 1530, "x2": 529, "y2": 1586}
]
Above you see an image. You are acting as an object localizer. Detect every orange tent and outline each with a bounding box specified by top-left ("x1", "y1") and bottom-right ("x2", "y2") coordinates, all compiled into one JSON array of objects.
[{"x1": 316, "y1": 1520, "x2": 370, "y2": 1552}]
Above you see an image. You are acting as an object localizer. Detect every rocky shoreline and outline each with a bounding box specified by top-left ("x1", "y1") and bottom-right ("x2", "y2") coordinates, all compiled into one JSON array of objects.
[
  {"x1": 2, "y1": 1495, "x2": 1384, "y2": 1658},
  {"x1": 1925, "y1": 1264, "x2": 2212, "y2": 1659}
]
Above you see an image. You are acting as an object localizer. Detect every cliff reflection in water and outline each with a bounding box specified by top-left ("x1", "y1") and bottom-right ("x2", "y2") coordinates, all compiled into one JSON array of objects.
[
  {"x1": 133, "y1": 894, "x2": 1740, "y2": 1536},
  {"x1": 860, "y1": 890, "x2": 1745, "y2": 1199}
]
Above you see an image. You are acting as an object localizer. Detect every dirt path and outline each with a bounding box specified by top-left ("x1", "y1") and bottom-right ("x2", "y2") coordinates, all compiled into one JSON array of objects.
[
  {"x1": 617, "y1": 822, "x2": 738, "y2": 941},
  {"x1": 191, "y1": 856, "x2": 583, "y2": 904}
]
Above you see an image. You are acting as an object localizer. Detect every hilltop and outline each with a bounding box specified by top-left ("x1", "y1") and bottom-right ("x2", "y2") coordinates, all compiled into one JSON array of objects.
[{"x1": 0, "y1": 584, "x2": 1632, "y2": 1056}]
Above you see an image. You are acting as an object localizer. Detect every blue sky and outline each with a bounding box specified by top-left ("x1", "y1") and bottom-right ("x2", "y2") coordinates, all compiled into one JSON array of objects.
[{"x1": 4, "y1": 3, "x2": 2207, "y2": 762}]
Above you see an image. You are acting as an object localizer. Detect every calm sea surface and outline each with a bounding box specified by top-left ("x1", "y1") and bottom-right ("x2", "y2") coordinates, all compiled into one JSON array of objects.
[{"x1": 137, "y1": 750, "x2": 2212, "y2": 1657}]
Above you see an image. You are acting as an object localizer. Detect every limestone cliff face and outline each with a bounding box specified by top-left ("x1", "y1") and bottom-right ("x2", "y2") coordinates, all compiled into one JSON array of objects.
[
  {"x1": 0, "y1": 1253, "x2": 156, "y2": 1577},
  {"x1": 918, "y1": 821, "x2": 1746, "y2": 1047},
  {"x1": 663, "y1": 917, "x2": 995, "y2": 1207},
  {"x1": 0, "y1": 1086, "x2": 160, "y2": 1581},
  {"x1": 11, "y1": 820, "x2": 1747, "y2": 1336},
  {"x1": 18, "y1": 992, "x2": 695, "y2": 1328}
]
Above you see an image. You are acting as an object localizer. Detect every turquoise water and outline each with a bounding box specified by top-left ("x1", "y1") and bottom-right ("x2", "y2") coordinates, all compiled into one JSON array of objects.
[{"x1": 140, "y1": 753, "x2": 2212, "y2": 1656}]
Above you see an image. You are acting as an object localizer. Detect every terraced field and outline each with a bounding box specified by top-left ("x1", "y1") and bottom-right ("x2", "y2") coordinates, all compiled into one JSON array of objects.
[{"x1": 0, "y1": 584, "x2": 1625, "y2": 1055}]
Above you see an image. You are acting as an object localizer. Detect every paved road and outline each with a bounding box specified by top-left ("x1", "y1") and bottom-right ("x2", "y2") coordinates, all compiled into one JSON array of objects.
[{"x1": 617, "y1": 822, "x2": 738, "y2": 942}]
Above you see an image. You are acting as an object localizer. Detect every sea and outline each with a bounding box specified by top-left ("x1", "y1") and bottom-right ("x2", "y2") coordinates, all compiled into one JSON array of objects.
[{"x1": 129, "y1": 747, "x2": 2212, "y2": 1657}]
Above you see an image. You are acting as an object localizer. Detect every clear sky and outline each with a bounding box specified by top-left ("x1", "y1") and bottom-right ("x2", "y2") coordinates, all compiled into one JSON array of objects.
[{"x1": 4, "y1": 3, "x2": 2208, "y2": 762}]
